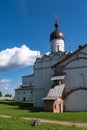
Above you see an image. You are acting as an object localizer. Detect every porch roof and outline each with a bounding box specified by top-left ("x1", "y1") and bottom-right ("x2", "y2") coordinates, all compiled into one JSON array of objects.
[
  {"x1": 51, "y1": 72, "x2": 66, "y2": 80},
  {"x1": 51, "y1": 75, "x2": 65, "y2": 80},
  {"x1": 43, "y1": 84, "x2": 65, "y2": 100}
]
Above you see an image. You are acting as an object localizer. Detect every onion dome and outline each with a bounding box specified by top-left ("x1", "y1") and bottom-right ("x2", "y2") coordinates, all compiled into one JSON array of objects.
[{"x1": 50, "y1": 22, "x2": 64, "y2": 41}]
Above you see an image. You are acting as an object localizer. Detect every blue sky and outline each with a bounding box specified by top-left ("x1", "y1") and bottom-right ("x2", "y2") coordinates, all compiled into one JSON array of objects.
[{"x1": 0, "y1": 0, "x2": 87, "y2": 96}]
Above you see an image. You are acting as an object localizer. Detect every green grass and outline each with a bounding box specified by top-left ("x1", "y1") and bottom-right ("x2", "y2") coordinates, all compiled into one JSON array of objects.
[
  {"x1": 0, "y1": 116, "x2": 86, "y2": 130},
  {"x1": 0, "y1": 100, "x2": 87, "y2": 129},
  {"x1": 0, "y1": 100, "x2": 87, "y2": 123}
]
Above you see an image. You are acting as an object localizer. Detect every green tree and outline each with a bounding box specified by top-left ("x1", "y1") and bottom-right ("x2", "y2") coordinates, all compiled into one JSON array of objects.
[
  {"x1": 4, "y1": 94, "x2": 12, "y2": 97},
  {"x1": 0, "y1": 91, "x2": 2, "y2": 97}
]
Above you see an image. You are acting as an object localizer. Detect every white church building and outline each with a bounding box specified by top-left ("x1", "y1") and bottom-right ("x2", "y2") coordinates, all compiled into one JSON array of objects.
[{"x1": 15, "y1": 21, "x2": 87, "y2": 112}]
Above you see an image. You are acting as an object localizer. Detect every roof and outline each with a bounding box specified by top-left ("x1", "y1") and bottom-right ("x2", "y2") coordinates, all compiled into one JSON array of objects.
[
  {"x1": 52, "y1": 44, "x2": 87, "y2": 68},
  {"x1": 15, "y1": 86, "x2": 34, "y2": 91},
  {"x1": 50, "y1": 22, "x2": 64, "y2": 41},
  {"x1": 43, "y1": 84, "x2": 65, "y2": 100},
  {"x1": 22, "y1": 74, "x2": 34, "y2": 78},
  {"x1": 51, "y1": 75, "x2": 65, "y2": 80}
]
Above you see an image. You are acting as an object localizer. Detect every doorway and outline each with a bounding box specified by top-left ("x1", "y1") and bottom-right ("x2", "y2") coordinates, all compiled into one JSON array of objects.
[{"x1": 23, "y1": 97, "x2": 26, "y2": 101}]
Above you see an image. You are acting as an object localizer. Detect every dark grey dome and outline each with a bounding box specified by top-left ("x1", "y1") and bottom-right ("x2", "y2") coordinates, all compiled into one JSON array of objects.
[{"x1": 50, "y1": 23, "x2": 64, "y2": 41}]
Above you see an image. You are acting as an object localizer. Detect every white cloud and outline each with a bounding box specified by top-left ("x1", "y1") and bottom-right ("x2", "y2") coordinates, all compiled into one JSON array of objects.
[
  {"x1": 0, "y1": 45, "x2": 41, "y2": 72},
  {"x1": 2, "y1": 86, "x2": 9, "y2": 90},
  {"x1": 0, "y1": 79, "x2": 11, "y2": 91},
  {"x1": 0, "y1": 79, "x2": 11, "y2": 84}
]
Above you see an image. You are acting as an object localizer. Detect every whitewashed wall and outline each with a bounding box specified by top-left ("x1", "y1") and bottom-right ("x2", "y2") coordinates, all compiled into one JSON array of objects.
[
  {"x1": 33, "y1": 52, "x2": 65, "y2": 107},
  {"x1": 50, "y1": 39, "x2": 64, "y2": 52},
  {"x1": 33, "y1": 89, "x2": 44, "y2": 107},
  {"x1": 54, "y1": 46, "x2": 87, "y2": 111},
  {"x1": 15, "y1": 89, "x2": 33, "y2": 101},
  {"x1": 64, "y1": 58, "x2": 87, "y2": 91},
  {"x1": 63, "y1": 47, "x2": 87, "y2": 111},
  {"x1": 64, "y1": 90, "x2": 87, "y2": 111},
  {"x1": 22, "y1": 74, "x2": 34, "y2": 87}
]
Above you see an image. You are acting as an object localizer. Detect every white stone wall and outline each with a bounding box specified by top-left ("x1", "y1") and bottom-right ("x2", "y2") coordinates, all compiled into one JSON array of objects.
[
  {"x1": 54, "y1": 46, "x2": 87, "y2": 111},
  {"x1": 64, "y1": 90, "x2": 87, "y2": 111},
  {"x1": 15, "y1": 89, "x2": 33, "y2": 101},
  {"x1": 62, "y1": 47, "x2": 87, "y2": 111},
  {"x1": 0, "y1": 97, "x2": 12, "y2": 100},
  {"x1": 51, "y1": 39, "x2": 64, "y2": 52},
  {"x1": 64, "y1": 58, "x2": 87, "y2": 91},
  {"x1": 34, "y1": 61, "x2": 53, "y2": 107},
  {"x1": 15, "y1": 53, "x2": 65, "y2": 106},
  {"x1": 22, "y1": 74, "x2": 34, "y2": 87},
  {"x1": 33, "y1": 89, "x2": 44, "y2": 107},
  {"x1": 33, "y1": 53, "x2": 65, "y2": 107}
]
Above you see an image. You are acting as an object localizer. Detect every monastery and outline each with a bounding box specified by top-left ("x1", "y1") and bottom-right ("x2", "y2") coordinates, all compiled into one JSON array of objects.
[{"x1": 15, "y1": 20, "x2": 87, "y2": 112}]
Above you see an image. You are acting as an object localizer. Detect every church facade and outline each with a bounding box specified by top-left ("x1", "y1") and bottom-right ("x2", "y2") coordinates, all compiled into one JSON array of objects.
[
  {"x1": 14, "y1": 21, "x2": 87, "y2": 112},
  {"x1": 43, "y1": 44, "x2": 87, "y2": 112}
]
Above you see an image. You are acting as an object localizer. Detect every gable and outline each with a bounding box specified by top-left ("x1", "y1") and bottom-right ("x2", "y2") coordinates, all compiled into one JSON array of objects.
[
  {"x1": 53, "y1": 44, "x2": 87, "y2": 68},
  {"x1": 65, "y1": 57, "x2": 87, "y2": 68}
]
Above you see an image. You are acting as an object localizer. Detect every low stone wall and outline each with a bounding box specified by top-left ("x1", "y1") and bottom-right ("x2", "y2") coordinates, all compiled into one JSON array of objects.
[{"x1": 0, "y1": 97, "x2": 12, "y2": 100}]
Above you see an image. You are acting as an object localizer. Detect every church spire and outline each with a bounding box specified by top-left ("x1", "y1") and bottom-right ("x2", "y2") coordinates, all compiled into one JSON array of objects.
[{"x1": 54, "y1": 22, "x2": 58, "y2": 30}]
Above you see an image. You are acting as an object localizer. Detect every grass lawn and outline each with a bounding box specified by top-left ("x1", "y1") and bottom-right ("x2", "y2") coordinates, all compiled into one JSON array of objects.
[
  {"x1": 0, "y1": 100, "x2": 87, "y2": 129},
  {"x1": 0, "y1": 117, "x2": 87, "y2": 130},
  {"x1": 0, "y1": 100, "x2": 87, "y2": 123}
]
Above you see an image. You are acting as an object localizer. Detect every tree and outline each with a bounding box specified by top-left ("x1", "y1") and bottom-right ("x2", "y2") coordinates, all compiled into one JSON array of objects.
[
  {"x1": 4, "y1": 94, "x2": 12, "y2": 97},
  {"x1": 0, "y1": 91, "x2": 2, "y2": 97}
]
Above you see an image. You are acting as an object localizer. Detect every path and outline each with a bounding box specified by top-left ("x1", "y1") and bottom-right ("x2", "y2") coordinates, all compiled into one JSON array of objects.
[
  {"x1": 22, "y1": 117, "x2": 87, "y2": 128},
  {"x1": 0, "y1": 114, "x2": 87, "y2": 128}
]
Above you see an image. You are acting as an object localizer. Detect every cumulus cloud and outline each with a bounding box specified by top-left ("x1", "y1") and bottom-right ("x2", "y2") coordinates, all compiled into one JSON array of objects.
[
  {"x1": 0, "y1": 79, "x2": 13, "y2": 96},
  {"x1": 0, "y1": 79, "x2": 11, "y2": 90},
  {"x1": 0, "y1": 79, "x2": 11, "y2": 84},
  {"x1": 0, "y1": 45, "x2": 41, "y2": 72}
]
